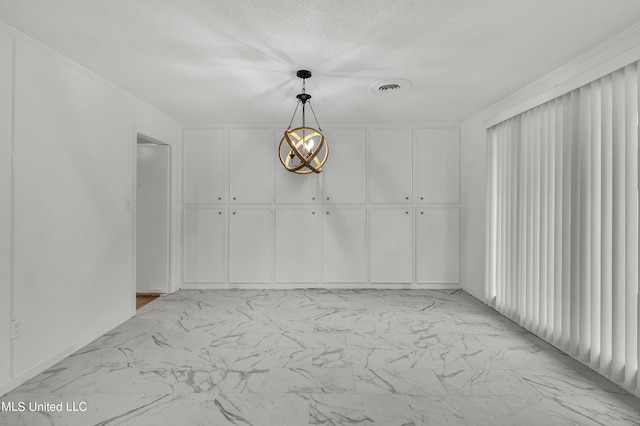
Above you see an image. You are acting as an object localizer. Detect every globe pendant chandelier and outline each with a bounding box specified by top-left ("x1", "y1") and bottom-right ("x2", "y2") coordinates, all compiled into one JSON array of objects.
[{"x1": 278, "y1": 70, "x2": 329, "y2": 174}]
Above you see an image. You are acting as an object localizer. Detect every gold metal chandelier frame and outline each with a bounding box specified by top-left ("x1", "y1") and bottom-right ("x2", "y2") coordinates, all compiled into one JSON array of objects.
[{"x1": 278, "y1": 70, "x2": 329, "y2": 174}]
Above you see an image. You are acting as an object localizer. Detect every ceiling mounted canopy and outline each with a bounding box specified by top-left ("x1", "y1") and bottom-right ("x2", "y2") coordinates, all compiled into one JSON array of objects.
[{"x1": 279, "y1": 70, "x2": 329, "y2": 174}]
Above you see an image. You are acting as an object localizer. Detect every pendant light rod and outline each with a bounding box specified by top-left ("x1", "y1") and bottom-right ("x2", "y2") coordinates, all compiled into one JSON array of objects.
[
  {"x1": 286, "y1": 100, "x2": 300, "y2": 130},
  {"x1": 296, "y1": 70, "x2": 312, "y2": 129},
  {"x1": 307, "y1": 101, "x2": 322, "y2": 131}
]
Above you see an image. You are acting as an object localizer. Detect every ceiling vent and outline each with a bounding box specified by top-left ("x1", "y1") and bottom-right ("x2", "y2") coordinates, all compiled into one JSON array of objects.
[{"x1": 369, "y1": 79, "x2": 412, "y2": 94}]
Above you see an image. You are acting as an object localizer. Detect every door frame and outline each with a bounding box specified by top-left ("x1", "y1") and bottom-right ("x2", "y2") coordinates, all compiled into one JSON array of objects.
[{"x1": 132, "y1": 132, "x2": 173, "y2": 313}]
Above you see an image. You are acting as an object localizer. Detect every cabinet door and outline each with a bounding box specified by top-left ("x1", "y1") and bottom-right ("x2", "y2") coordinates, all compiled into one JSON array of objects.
[
  {"x1": 368, "y1": 128, "x2": 412, "y2": 204},
  {"x1": 182, "y1": 207, "x2": 226, "y2": 283},
  {"x1": 229, "y1": 207, "x2": 274, "y2": 283},
  {"x1": 416, "y1": 207, "x2": 459, "y2": 283},
  {"x1": 229, "y1": 128, "x2": 274, "y2": 204},
  {"x1": 321, "y1": 128, "x2": 366, "y2": 204},
  {"x1": 416, "y1": 129, "x2": 459, "y2": 204},
  {"x1": 322, "y1": 207, "x2": 367, "y2": 283},
  {"x1": 276, "y1": 127, "x2": 320, "y2": 204},
  {"x1": 183, "y1": 128, "x2": 226, "y2": 204},
  {"x1": 370, "y1": 207, "x2": 413, "y2": 283},
  {"x1": 275, "y1": 207, "x2": 320, "y2": 282}
]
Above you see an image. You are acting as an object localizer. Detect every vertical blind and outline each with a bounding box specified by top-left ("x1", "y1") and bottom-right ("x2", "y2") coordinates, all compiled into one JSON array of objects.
[{"x1": 486, "y1": 61, "x2": 639, "y2": 394}]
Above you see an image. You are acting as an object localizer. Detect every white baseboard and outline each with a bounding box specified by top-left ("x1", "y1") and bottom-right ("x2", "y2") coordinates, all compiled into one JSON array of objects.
[
  {"x1": 138, "y1": 287, "x2": 169, "y2": 294},
  {"x1": 0, "y1": 311, "x2": 133, "y2": 398},
  {"x1": 180, "y1": 282, "x2": 462, "y2": 290}
]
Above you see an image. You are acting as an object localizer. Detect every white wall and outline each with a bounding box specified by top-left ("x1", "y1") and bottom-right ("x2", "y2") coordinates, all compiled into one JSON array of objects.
[
  {"x1": 0, "y1": 30, "x2": 13, "y2": 393},
  {"x1": 459, "y1": 115, "x2": 487, "y2": 299},
  {"x1": 459, "y1": 23, "x2": 640, "y2": 301},
  {"x1": 0, "y1": 25, "x2": 180, "y2": 395}
]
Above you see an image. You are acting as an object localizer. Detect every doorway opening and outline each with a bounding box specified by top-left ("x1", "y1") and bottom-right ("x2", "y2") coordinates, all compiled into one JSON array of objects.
[{"x1": 135, "y1": 135, "x2": 171, "y2": 307}]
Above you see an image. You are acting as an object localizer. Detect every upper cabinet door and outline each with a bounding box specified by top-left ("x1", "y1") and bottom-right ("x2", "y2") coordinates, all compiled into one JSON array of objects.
[
  {"x1": 321, "y1": 128, "x2": 366, "y2": 204},
  {"x1": 416, "y1": 128, "x2": 459, "y2": 204},
  {"x1": 229, "y1": 128, "x2": 275, "y2": 204},
  {"x1": 183, "y1": 128, "x2": 226, "y2": 204},
  {"x1": 368, "y1": 129, "x2": 413, "y2": 204}
]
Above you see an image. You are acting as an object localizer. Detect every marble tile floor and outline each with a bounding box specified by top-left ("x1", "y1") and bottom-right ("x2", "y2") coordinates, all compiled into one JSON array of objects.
[{"x1": 2, "y1": 289, "x2": 639, "y2": 425}]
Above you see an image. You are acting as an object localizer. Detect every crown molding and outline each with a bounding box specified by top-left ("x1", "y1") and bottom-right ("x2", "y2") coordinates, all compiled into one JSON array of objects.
[{"x1": 484, "y1": 23, "x2": 640, "y2": 128}]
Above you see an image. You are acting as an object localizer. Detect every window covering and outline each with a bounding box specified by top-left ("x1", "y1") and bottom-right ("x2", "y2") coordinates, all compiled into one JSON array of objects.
[{"x1": 486, "y1": 61, "x2": 639, "y2": 394}]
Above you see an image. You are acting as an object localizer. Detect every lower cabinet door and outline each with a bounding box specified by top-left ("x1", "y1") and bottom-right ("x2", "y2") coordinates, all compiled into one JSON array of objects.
[
  {"x1": 229, "y1": 207, "x2": 274, "y2": 283},
  {"x1": 416, "y1": 206, "x2": 459, "y2": 283},
  {"x1": 275, "y1": 207, "x2": 321, "y2": 283},
  {"x1": 182, "y1": 207, "x2": 226, "y2": 283},
  {"x1": 322, "y1": 207, "x2": 367, "y2": 283},
  {"x1": 370, "y1": 207, "x2": 413, "y2": 283}
]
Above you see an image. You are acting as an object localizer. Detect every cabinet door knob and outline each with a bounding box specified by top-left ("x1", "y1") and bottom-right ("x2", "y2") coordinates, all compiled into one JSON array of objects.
[
  {"x1": 326, "y1": 197, "x2": 330, "y2": 200},
  {"x1": 232, "y1": 211, "x2": 236, "y2": 215},
  {"x1": 405, "y1": 196, "x2": 409, "y2": 200},
  {"x1": 326, "y1": 211, "x2": 330, "y2": 215},
  {"x1": 218, "y1": 211, "x2": 222, "y2": 215},
  {"x1": 233, "y1": 197, "x2": 236, "y2": 200},
  {"x1": 312, "y1": 197, "x2": 315, "y2": 200},
  {"x1": 421, "y1": 211, "x2": 424, "y2": 215},
  {"x1": 420, "y1": 197, "x2": 424, "y2": 200},
  {"x1": 218, "y1": 197, "x2": 222, "y2": 200},
  {"x1": 405, "y1": 211, "x2": 409, "y2": 214},
  {"x1": 312, "y1": 211, "x2": 315, "y2": 215}
]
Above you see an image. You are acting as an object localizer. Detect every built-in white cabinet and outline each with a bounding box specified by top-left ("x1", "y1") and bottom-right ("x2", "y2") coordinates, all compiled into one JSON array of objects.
[
  {"x1": 368, "y1": 128, "x2": 413, "y2": 204},
  {"x1": 229, "y1": 207, "x2": 274, "y2": 283},
  {"x1": 416, "y1": 129, "x2": 459, "y2": 203},
  {"x1": 369, "y1": 207, "x2": 413, "y2": 283},
  {"x1": 229, "y1": 128, "x2": 274, "y2": 204},
  {"x1": 183, "y1": 128, "x2": 226, "y2": 204},
  {"x1": 416, "y1": 206, "x2": 459, "y2": 283},
  {"x1": 321, "y1": 128, "x2": 367, "y2": 204},
  {"x1": 322, "y1": 207, "x2": 367, "y2": 283},
  {"x1": 181, "y1": 125, "x2": 462, "y2": 288},
  {"x1": 275, "y1": 207, "x2": 321, "y2": 282},
  {"x1": 182, "y1": 207, "x2": 226, "y2": 283}
]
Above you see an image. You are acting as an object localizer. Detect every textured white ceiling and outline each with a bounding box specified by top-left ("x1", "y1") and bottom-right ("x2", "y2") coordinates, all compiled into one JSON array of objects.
[{"x1": 1, "y1": 0, "x2": 640, "y2": 125}]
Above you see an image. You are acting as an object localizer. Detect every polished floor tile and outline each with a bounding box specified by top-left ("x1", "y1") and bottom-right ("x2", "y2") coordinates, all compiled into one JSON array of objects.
[{"x1": 2, "y1": 289, "x2": 639, "y2": 425}]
